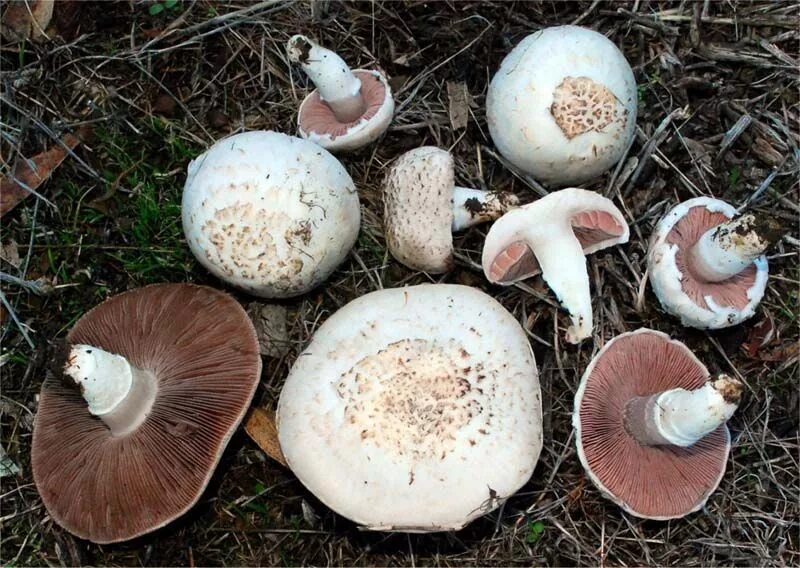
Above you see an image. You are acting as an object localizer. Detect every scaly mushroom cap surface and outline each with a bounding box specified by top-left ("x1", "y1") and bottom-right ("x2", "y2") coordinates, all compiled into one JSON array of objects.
[
  {"x1": 298, "y1": 70, "x2": 394, "y2": 152},
  {"x1": 573, "y1": 329, "x2": 731, "y2": 520},
  {"x1": 648, "y1": 197, "x2": 769, "y2": 329},
  {"x1": 487, "y1": 25, "x2": 637, "y2": 186},
  {"x1": 32, "y1": 284, "x2": 261, "y2": 543},
  {"x1": 182, "y1": 131, "x2": 360, "y2": 298},
  {"x1": 277, "y1": 284, "x2": 542, "y2": 531},
  {"x1": 482, "y1": 188, "x2": 629, "y2": 343},
  {"x1": 383, "y1": 147, "x2": 457, "y2": 273}
]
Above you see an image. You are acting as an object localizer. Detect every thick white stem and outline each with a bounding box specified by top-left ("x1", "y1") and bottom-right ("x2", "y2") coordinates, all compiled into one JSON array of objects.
[
  {"x1": 451, "y1": 187, "x2": 519, "y2": 231},
  {"x1": 525, "y1": 224, "x2": 592, "y2": 343},
  {"x1": 287, "y1": 34, "x2": 365, "y2": 122},
  {"x1": 65, "y1": 344, "x2": 157, "y2": 436},
  {"x1": 65, "y1": 344, "x2": 132, "y2": 416},
  {"x1": 689, "y1": 214, "x2": 771, "y2": 282},
  {"x1": 625, "y1": 375, "x2": 742, "y2": 447}
]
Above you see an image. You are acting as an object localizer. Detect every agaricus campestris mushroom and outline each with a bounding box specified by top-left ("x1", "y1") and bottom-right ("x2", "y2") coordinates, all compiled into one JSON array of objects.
[
  {"x1": 574, "y1": 328, "x2": 742, "y2": 519},
  {"x1": 182, "y1": 131, "x2": 360, "y2": 298},
  {"x1": 648, "y1": 197, "x2": 777, "y2": 329},
  {"x1": 487, "y1": 25, "x2": 637, "y2": 186},
  {"x1": 277, "y1": 284, "x2": 542, "y2": 531},
  {"x1": 287, "y1": 35, "x2": 394, "y2": 152},
  {"x1": 482, "y1": 188, "x2": 629, "y2": 343},
  {"x1": 32, "y1": 284, "x2": 261, "y2": 543},
  {"x1": 384, "y1": 146, "x2": 519, "y2": 273}
]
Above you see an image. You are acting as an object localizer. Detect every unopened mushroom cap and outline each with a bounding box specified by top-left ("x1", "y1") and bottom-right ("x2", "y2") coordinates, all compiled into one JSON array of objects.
[
  {"x1": 277, "y1": 284, "x2": 542, "y2": 531},
  {"x1": 487, "y1": 25, "x2": 637, "y2": 186},
  {"x1": 32, "y1": 284, "x2": 261, "y2": 543},
  {"x1": 648, "y1": 197, "x2": 768, "y2": 329},
  {"x1": 182, "y1": 131, "x2": 360, "y2": 298},
  {"x1": 383, "y1": 147, "x2": 456, "y2": 273},
  {"x1": 573, "y1": 328, "x2": 731, "y2": 520},
  {"x1": 298, "y1": 70, "x2": 394, "y2": 152}
]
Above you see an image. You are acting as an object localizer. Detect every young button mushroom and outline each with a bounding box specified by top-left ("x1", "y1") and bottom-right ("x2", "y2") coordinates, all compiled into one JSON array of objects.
[
  {"x1": 277, "y1": 284, "x2": 542, "y2": 531},
  {"x1": 482, "y1": 188, "x2": 629, "y2": 343},
  {"x1": 32, "y1": 284, "x2": 261, "y2": 543},
  {"x1": 384, "y1": 146, "x2": 519, "y2": 273},
  {"x1": 487, "y1": 25, "x2": 637, "y2": 187},
  {"x1": 182, "y1": 131, "x2": 360, "y2": 298},
  {"x1": 648, "y1": 197, "x2": 777, "y2": 329},
  {"x1": 573, "y1": 328, "x2": 742, "y2": 519},
  {"x1": 287, "y1": 35, "x2": 394, "y2": 152}
]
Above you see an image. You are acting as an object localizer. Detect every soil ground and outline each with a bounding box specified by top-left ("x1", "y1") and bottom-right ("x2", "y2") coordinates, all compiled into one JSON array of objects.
[{"x1": 1, "y1": 1, "x2": 798, "y2": 566}]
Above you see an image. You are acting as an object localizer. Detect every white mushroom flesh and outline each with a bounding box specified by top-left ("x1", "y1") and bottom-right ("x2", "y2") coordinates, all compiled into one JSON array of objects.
[{"x1": 482, "y1": 188, "x2": 629, "y2": 343}]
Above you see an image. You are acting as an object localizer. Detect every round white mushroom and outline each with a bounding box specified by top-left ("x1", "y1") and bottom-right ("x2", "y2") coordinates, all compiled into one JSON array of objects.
[
  {"x1": 648, "y1": 197, "x2": 773, "y2": 329},
  {"x1": 182, "y1": 131, "x2": 361, "y2": 298},
  {"x1": 277, "y1": 284, "x2": 542, "y2": 531},
  {"x1": 487, "y1": 25, "x2": 637, "y2": 186}
]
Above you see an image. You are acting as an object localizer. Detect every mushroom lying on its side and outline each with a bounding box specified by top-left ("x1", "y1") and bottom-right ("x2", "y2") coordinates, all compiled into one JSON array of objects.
[
  {"x1": 482, "y1": 188, "x2": 629, "y2": 343},
  {"x1": 32, "y1": 284, "x2": 261, "y2": 543},
  {"x1": 487, "y1": 25, "x2": 637, "y2": 187},
  {"x1": 182, "y1": 131, "x2": 361, "y2": 298},
  {"x1": 287, "y1": 35, "x2": 394, "y2": 152},
  {"x1": 277, "y1": 284, "x2": 542, "y2": 532},
  {"x1": 648, "y1": 197, "x2": 777, "y2": 329},
  {"x1": 384, "y1": 147, "x2": 518, "y2": 273},
  {"x1": 574, "y1": 328, "x2": 742, "y2": 519}
]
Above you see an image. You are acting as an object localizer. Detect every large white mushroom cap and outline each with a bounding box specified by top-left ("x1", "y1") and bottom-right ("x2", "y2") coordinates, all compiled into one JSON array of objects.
[
  {"x1": 487, "y1": 25, "x2": 637, "y2": 187},
  {"x1": 277, "y1": 284, "x2": 542, "y2": 531},
  {"x1": 182, "y1": 131, "x2": 361, "y2": 298}
]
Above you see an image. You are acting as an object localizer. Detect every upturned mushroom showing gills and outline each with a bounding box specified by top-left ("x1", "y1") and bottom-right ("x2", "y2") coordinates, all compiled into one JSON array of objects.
[
  {"x1": 487, "y1": 25, "x2": 637, "y2": 187},
  {"x1": 648, "y1": 197, "x2": 776, "y2": 329},
  {"x1": 384, "y1": 146, "x2": 519, "y2": 273},
  {"x1": 287, "y1": 34, "x2": 394, "y2": 152},
  {"x1": 573, "y1": 328, "x2": 742, "y2": 519},
  {"x1": 277, "y1": 284, "x2": 542, "y2": 531},
  {"x1": 482, "y1": 188, "x2": 629, "y2": 343},
  {"x1": 32, "y1": 284, "x2": 261, "y2": 543},
  {"x1": 182, "y1": 131, "x2": 360, "y2": 298}
]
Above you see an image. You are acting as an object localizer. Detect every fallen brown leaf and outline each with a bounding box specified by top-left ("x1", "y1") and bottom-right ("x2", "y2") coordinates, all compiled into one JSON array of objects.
[
  {"x1": 447, "y1": 81, "x2": 471, "y2": 130},
  {"x1": 0, "y1": 126, "x2": 90, "y2": 218},
  {"x1": 1, "y1": 0, "x2": 54, "y2": 43},
  {"x1": 244, "y1": 407, "x2": 287, "y2": 467}
]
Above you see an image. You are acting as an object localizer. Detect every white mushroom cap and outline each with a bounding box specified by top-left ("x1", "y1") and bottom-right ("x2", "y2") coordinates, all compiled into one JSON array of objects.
[
  {"x1": 182, "y1": 131, "x2": 361, "y2": 298},
  {"x1": 383, "y1": 147, "x2": 518, "y2": 273},
  {"x1": 277, "y1": 284, "x2": 543, "y2": 531},
  {"x1": 648, "y1": 197, "x2": 769, "y2": 329},
  {"x1": 482, "y1": 188, "x2": 629, "y2": 343},
  {"x1": 383, "y1": 147, "x2": 457, "y2": 273},
  {"x1": 487, "y1": 25, "x2": 637, "y2": 187}
]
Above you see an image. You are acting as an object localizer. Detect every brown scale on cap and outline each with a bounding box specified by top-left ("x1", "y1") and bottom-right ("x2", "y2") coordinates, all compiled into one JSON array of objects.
[
  {"x1": 335, "y1": 339, "x2": 496, "y2": 462},
  {"x1": 31, "y1": 284, "x2": 261, "y2": 543},
  {"x1": 550, "y1": 76, "x2": 625, "y2": 140}
]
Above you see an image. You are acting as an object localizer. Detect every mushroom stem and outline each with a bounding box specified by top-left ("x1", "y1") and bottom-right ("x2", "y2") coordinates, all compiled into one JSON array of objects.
[
  {"x1": 65, "y1": 344, "x2": 157, "y2": 436},
  {"x1": 688, "y1": 214, "x2": 774, "y2": 283},
  {"x1": 624, "y1": 375, "x2": 742, "y2": 447},
  {"x1": 451, "y1": 187, "x2": 519, "y2": 231},
  {"x1": 522, "y1": 224, "x2": 592, "y2": 344},
  {"x1": 287, "y1": 34, "x2": 366, "y2": 123}
]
